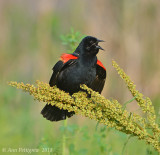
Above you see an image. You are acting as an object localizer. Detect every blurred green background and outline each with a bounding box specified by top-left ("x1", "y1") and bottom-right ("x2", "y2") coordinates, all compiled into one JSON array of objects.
[{"x1": 0, "y1": 0, "x2": 160, "y2": 155}]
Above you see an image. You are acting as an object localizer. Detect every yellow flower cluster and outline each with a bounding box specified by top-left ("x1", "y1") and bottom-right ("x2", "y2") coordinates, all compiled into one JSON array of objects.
[
  {"x1": 8, "y1": 61, "x2": 160, "y2": 152},
  {"x1": 112, "y1": 60, "x2": 160, "y2": 152}
]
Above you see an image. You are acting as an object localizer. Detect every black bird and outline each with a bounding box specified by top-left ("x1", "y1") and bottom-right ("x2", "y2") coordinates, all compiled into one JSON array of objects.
[{"x1": 41, "y1": 36, "x2": 106, "y2": 121}]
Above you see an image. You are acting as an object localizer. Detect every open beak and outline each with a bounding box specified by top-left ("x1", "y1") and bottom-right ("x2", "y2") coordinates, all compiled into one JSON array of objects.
[
  {"x1": 96, "y1": 45, "x2": 104, "y2": 50},
  {"x1": 96, "y1": 39, "x2": 105, "y2": 50},
  {"x1": 89, "y1": 39, "x2": 105, "y2": 51}
]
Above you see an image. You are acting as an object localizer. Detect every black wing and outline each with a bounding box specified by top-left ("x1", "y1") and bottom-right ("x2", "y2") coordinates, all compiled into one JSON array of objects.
[
  {"x1": 90, "y1": 64, "x2": 106, "y2": 94},
  {"x1": 49, "y1": 59, "x2": 77, "y2": 87},
  {"x1": 41, "y1": 58, "x2": 77, "y2": 121},
  {"x1": 49, "y1": 60, "x2": 63, "y2": 86}
]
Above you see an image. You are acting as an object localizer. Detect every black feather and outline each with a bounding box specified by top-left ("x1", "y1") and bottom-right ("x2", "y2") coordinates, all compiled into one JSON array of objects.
[
  {"x1": 89, "y1": 64, "x2": 106, "y2": 94},
  {"x1": 41, "y1": 59, "x2": 77, "y2": 122}
]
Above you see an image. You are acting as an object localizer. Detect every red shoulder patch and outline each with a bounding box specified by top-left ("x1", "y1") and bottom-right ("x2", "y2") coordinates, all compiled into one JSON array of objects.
[
  {"x1": 97, "y1": 60, "x2": 106, "y2": 70},
  {"x1": 60, "y1": 53, "x2": 78, "y2": 63}
]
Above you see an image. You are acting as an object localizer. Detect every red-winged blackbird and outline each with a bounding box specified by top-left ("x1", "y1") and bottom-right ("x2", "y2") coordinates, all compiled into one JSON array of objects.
[{"x1": 41, "y1": 36, "x2": 106, "y2": 121}]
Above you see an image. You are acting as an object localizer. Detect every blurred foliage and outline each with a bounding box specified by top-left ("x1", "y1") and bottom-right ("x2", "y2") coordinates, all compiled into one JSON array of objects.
[
  {"x1": 1, "y1": 0, "x2": 160, "y2": 155},
  {"x1": 60, "y1": 28, "x2": 85, "y2": 53}
]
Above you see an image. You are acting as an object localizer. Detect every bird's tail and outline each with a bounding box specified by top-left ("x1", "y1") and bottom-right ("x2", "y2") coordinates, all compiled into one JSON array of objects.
[{"x1": 41, "y1": 104, "x2": 74, "y2": 121}]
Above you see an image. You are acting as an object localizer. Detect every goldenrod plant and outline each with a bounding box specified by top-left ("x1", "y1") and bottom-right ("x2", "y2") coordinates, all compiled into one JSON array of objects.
[{"x1": 8, "y1": 60, "x2": 160, "y2": 152}]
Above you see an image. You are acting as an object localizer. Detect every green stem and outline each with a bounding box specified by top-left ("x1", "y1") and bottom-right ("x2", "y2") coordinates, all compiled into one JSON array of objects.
[
  {"x1": 122, "y1": 95, "x2": 138, "y2": 111},
  {"x1": 62, "y1": 119, "x2": 67, "y2": 155},
  {"x1": 95, "y1": 121, "x2": 99, "y2": 131},
  {"x1": 121, "y1": 135, "x2": 132, "y2": 155}
]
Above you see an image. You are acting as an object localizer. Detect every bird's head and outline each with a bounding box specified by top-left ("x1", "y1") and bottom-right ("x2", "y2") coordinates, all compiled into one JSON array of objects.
[{"x1": 79, "y1": 36, "x2": 104, "y2": 56}]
